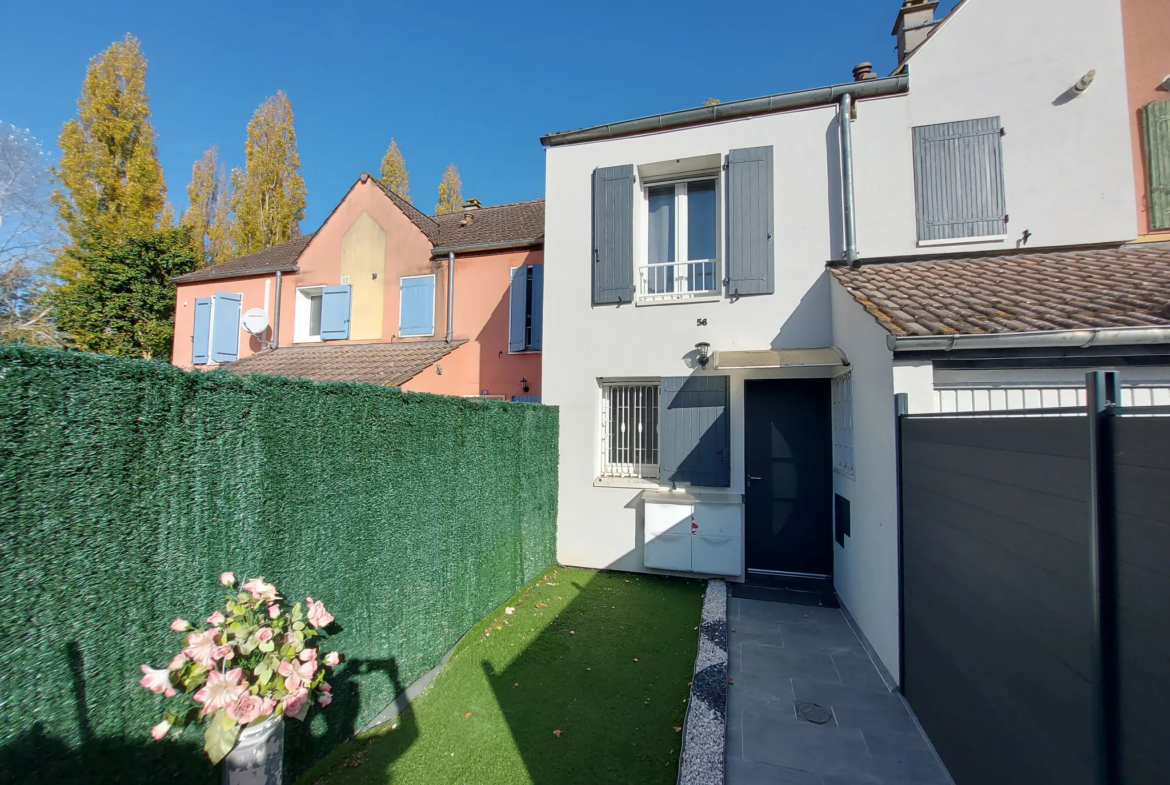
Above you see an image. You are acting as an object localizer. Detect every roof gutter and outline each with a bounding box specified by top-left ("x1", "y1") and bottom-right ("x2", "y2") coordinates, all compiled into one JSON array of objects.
[
  {"x1": 541, "y1": 74, "x2": 909, "y2": 147},
  {"x1": 430, "y1": 238, "x2": 543, "y2": 257},
  {"x1": 887, "y1": 325, "x2": 1170, "y2": 353},
  {"x1": 170, "y1": 265, "x2": 299, "y2": 284}
]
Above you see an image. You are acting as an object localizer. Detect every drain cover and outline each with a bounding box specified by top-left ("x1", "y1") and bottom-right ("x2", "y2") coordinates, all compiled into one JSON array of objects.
[{"x1": 794, "y1": 701, "x2": 833, "y2": 724}]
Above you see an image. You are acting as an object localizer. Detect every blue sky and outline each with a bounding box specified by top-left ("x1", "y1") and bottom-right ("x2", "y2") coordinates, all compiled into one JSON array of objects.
[{"x1": 3, "y1": 0, "x2": 958, "y2": 229}]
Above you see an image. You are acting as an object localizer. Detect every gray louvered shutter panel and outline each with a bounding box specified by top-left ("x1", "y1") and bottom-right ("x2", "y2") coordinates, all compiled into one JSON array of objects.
[
  {"x1": 726, "y1": 146, "x2": 774, "y2": 297},
  {"x1": 592, "y1": 165, "x2": 634, "y2": 305},
  {"x1": 508, "y1": 266, "x2": 527, "y2": 352},
  {"x1": 660, "y1": 376, "x2": 730, "y2": 488},
  {"x1": 912, "y1": 117, "x2": 1007, "y2": 241},
  {"x1": 530, "y1": 264, "x2": 544, "y2": 351},
  {"x1": 191, "y1": 297, "x2": 212, "y2": 365},
  {"x1": 210, "y1": 291, "x2": 241, "y2": 363},
  {"x1": 1142, "y1": 100, "x2": 1170, "y2": 231}
]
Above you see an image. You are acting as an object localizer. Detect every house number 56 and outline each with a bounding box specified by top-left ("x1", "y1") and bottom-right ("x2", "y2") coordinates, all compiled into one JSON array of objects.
[{"x1": 696, "y1": 318, "x2": 708, "y2": 327}]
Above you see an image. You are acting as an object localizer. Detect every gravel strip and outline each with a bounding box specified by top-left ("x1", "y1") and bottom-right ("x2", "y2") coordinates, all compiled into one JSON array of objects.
[{"x1": 677, "y1": 579, "x2": 728, "y2": 785}]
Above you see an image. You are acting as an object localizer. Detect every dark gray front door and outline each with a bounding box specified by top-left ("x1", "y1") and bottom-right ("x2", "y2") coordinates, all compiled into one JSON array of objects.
[{"x1": 744, "y1": 379, "x2": 832, "y2": 577}]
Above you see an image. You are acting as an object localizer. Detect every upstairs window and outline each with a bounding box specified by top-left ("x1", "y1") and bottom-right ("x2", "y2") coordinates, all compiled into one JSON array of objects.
[
  {"x1": 640, "y1": 178, "x2": 719, "y2": 301},
  {"x1": 508, "y1": 264, "x2": 544, "y2": 353},
  {"x1": 295, "y1": 285, "x2": 351, "y2": 343},
  {"x1": 912, "y1": 117, "x2": 1007, "y2": 245}
]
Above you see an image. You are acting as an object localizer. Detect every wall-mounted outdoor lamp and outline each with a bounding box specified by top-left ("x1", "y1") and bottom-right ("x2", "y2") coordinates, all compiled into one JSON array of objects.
[
  {"x1": 695, "y1": 342, "x2": 712, "y2": 369},
  {"x1": 520, "y1": 377, "x2": 530, "y2": 393}
]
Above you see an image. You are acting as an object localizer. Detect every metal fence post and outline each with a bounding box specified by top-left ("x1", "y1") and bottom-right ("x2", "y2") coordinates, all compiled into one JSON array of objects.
[
  {"x1": 1087, "y1": 370, "x2": 1119, "y2": 785},
  {"x1": 894, "y1": 393, "x2": 909, "y2": 691}
]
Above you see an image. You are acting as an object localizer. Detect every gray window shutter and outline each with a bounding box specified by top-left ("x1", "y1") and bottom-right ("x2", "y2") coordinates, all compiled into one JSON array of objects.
[
  {"x1": 726, "y1": 146, "x2": 774, "y2": 297},
  {"x1": 660, "y1": 376, "x2": 731, "y2": 488},
  {"x1": 192, "y1": 297, "x2": 212, "y2": 365},
  {"x1": 508, "y1": 266, "x2": 527, "y2": 352},
  {"x1": 530, "y1": 264, "x2": 544, "y2": 351},
  {"x1": 511, "y1": 395, "x2": 542, "y2": 404},
  {"x1": 592, "y1": 164, "x2": 635, "y2": 305},
  {"x1": 1142, "y1": 100, "x2": 1170, "y2": 231},
  {"x1": 320, "y1": 285, "x2": 351, "y2": 340},
  {"x1": 210, "y1": 291, "x2": 241, "y2": 363},
  {"x1": 912, "y1": 117, "x2": 1007, "y2": 241}
]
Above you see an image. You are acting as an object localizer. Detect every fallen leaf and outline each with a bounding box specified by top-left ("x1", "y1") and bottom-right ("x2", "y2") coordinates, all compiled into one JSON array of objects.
[
  {"x1": 633, "y1": 658, "x2": 639, "y2": 662},
  {"x1": 728, "y1": 678, "x2": 734, "y2": 684},
  {"x1": 805, "y1": 614, "x2": 811, "y2": 618},
  {"x1": 693, "y1": 626, "x2": 698, "y2": 630},
  {"x1": 513, "y1": 682, "x2": 519, "y2": 687},
  {"x1": 547, "y1": 582, "x2": 557, "y2": 586},
  {"x1": 464, "y1": 712, "x2": 472, "y2": 719},
  {"x1": 569, "y1": 631, "x2": 575, "y2": 635},
  {"x1": 505, "y1": 607, "x2": 515, "y2": 615},
  {"x1": 673, "y1": 726, "x2": 682, "y2": 733},
  {"x1": 536, "y1": 602, "x2": 548, "y2": 608},
  {"x1": 731, "y1": 628, "x2": 736, "y2": 632},
  {"x1": 557, "y1": 596, "x2": 562, "y2": 600},
  {"x1": 553, "y1": 729, "x2": 563, "y2": 737},
  {"x1": 496, "y1": 625, "x2": 502, "y2": 630}
]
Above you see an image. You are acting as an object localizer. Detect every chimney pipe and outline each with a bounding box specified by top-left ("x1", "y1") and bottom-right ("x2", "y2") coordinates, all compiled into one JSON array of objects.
[
  {"x1": 839, "y1": 93, "x2": 859, "y2": 268},
  {"x1": 893, "y1": 0, "x2": 938, "y2": 63},
  {"x1": 852, "y1": 63, "x2": 876, "y2": 82}
]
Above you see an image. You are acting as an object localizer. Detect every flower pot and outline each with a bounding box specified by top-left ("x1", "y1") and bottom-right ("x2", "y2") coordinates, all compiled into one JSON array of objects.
[{"x1": 222, "y1": 714, "x2": 283, "y2": 785}]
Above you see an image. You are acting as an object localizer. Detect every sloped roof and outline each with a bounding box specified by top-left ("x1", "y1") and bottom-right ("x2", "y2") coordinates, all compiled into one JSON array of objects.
[
  {"x1": 431, "y1": 200, "x2": 544, "y2": 251},
  {"x1": 171, "y1": 234, "x2": 315, "y2": 283},
  {"x1": 369, "y1": 177, "x2": 440, "y2": 241},
  {"x1": 831, "y1": 242, "x2": 1170, "y2": 337},
  {"x1": 224, "y1": 341, "x2": 465, "y2": 386}
]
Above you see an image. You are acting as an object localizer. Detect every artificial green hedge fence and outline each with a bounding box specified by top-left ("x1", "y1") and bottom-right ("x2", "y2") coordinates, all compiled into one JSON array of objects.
[{"x1": 0, "y1": 346, "x2": 558, "y2": 784}]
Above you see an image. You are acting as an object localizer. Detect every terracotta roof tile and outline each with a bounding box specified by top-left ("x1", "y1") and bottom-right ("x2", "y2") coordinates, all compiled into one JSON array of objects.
[
  {"x1": 831, "y1": 242, "x2": 1170, "y2": 337},
  {"x1": 431, "y1": 200, "x2": 544, "y2": 250},
  {"x1": 224, "y1": 341, "x2": 465, "y2": 386},
  {"x1": 172, "y1": 234, "x2": 315, "y2": 283}
]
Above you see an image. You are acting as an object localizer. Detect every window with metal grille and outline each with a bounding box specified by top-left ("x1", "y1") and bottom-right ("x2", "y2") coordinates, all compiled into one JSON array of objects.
[
  {"x1": 832, "y1": 373, "x2": 854, "y2": 475},
  {"x1": 600, "y1": 383, "x2": 660, "y2": 479}
]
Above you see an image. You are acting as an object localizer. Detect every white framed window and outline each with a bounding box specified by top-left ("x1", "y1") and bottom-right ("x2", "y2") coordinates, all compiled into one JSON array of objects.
[
  {"x1": 600, "y1": 382, "x2": 660, "y2": 479},
  {"x1": 639, "y1": 177, "x2": 719, "y2": 303},
  {"x1": 832, "y1": 372, "x2": 854, "y2": 476},
  {"x1": 293, "y1": 286, "x2": 325, "y2": 343}
]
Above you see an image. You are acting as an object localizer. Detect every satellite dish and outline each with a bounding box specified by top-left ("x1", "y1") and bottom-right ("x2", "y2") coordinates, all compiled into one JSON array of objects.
[{"x1": 241, "y1": 308, "x2": 269, "y2": 335}]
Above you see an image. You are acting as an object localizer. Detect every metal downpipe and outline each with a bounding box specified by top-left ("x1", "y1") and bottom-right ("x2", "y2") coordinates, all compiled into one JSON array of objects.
[
  {"x1": 839, "y1": 92, "x2": 859, "y2": 268},
  {"x1": 272, "y1": 270, "x2": 282, "y2": 350},
  {"x1": 446, "y1": 251, "x2": 455, "y2": 343}
]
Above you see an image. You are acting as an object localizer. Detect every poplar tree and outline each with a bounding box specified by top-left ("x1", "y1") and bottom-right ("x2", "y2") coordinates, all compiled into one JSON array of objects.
[
  {"x1": 434, "y1": 163, "x2": 463, "y2": 215},
  {"x1": 380, "y1": 138, "x2": 411, "y2": 203},
  {"x1": 51, "y1": 34, "x2": 167, "y2": 277},
  {"x1": 229, "y1": 92, "x2": 306, "y2": 255},
  {"x1": 182, "y1": 147, "x2": 232, "y2": 266}
]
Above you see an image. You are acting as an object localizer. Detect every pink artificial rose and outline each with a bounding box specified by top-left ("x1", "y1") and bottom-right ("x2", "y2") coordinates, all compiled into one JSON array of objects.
[
  {"x1": 319, "y1": 682, "x2": 332, "y2": 692},
  {"x1": 318, "y1": 692, "x2": 333, "y2": 707},
  {"x1": 259, "y1": 697, "x2": 277, "y2": 717},
  {"x1": 150, "y1": 720, "x2": 171, "y2": 740},
  {"x1": 228, "y1": 693, "x2": 265, "y2": 724},
  {"x1": 298, "y1": 648, "x2": 317, "y2": 663},
  {"x1": 139, "y1": 665, "x2": 171, "y2": 694},
  {"x1": 255, "y1": 627, "x2": 274, "y2": 644},
  {"x1": 220, "y1": 571, "x2": 236, "y2": 586},
  {"x1": 164, "y1": 687, "x2": 177, "y2": 698},
  {"x1": 242, "y1": 578, "x2": 278, "y2": 601},
  {"x1": 305, "y1": 598, "x2": 334, "y2": 629},
  {"x1": 169, "y1": 618, "x2": 190, "y2": 632},
  {"x1": 193, "y1": 668, "x2": 246, "y2": 714},
  {"x1": 282, "y1": 688, "x2": 309, "y2": 718},
  {"x1": 206, "y1": 611, "x2": 226, "y2": 626},
  {"x1": 167, "y1": 653, "x2": 188, "y2": 671},
  {"x1": 212, "y1": 644, "x2": 234, "y2": 662},
  {"x1": 324, "y1": 651, "x2": 340, "y2": 668},
  {"x1": 183, "y1": 630, "x2": 218, "y2": 669},
  {"x1": 267, "y1": 604, "x2": 281, "y2": 619},
  {"x1": 278, "y1": 658, "x2": 315, "y2": 691}
]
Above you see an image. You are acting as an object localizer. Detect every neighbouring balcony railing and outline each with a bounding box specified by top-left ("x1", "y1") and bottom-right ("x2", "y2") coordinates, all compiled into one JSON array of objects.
[{"x1": 638, "y1": 260, "x2": 718, "y2": 302}]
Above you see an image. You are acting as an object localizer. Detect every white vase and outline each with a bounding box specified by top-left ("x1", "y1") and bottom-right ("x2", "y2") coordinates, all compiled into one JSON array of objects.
[{"x1": 222, "y1": 714, "x2": 284, "y2": 785}]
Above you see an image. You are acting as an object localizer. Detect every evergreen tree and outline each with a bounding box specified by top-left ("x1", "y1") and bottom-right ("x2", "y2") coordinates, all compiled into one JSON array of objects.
[
  {"x1": 229, "y1": 92, "x2": 306, "y2": 255},
  {"x1": 380, "y1": 139, "x2": 411, "y2": 202},
  {"x1": 182, "y1": 147, "x2": 232, "y2": 266},
  {"x1": 50, "y1": 227, "x2": 199, "y2": 360},
  {"x1": 434, "y1": 163, "x2": 462, "y2": 215},
  {"x1": 51, "y1": 34, "x2": 167, "y2": 277}
]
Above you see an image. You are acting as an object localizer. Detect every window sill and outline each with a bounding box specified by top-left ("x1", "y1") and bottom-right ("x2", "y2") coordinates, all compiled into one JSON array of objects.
[
  {"x1": 594, "y1": 477, "x2": 662, "y2": 490},
  {"x1": 507, "y1": 349, "x2": 542, "y2": 355},
  {"x1": 917, "y1": 234, "x2": 1008, "y2": 248},
  {"x1": 635, "y1": 294, "x2": 721, "y2": 307}
]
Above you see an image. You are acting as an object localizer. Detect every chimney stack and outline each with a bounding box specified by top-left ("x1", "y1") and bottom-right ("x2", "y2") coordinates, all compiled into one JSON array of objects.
[
  {"x1": 852, "y1": 62, "x2": 876, "y2": 82},
  {"x1": 892, "y1": 0, "x2": 938, "y2": 63},
  {"x1": 462, "y1": 198, "x2": 482, "y2": 211}
]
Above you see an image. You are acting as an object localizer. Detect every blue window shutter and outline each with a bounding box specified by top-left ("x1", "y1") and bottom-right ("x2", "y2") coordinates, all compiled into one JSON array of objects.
[
  {"x1": 530, "y1": 264, "x2": 544, "y2": 352},
  {"x1": 912, "y1": 117, "x2": 1007, "y2": 241},
  {"x1": 320, "y1": 285, "x2": 351, "y2": 340},
  {"x1": 511, "y1": 395, "x2": 542, "y2": 404},
  {"x1": 400, "y1": 276, "x2": 434, "y2": 336},
  {"x1": 660, "y1": 376, "x2": 730, "y2": 488},
  {"x1": 592, "y1": 164, "x2": 635, "y2": 305},
  {"x1": 210, "y1": 291, "x2": 241, "y2": 363},
  {"x1": 192, "y1": 297, "x2": 212, "y2": 365},
  {"x1": 508, "y1": 266, "x2": 527, "y2": 352},
  {"x1": 726, "y1": 146, "x2": 774, "y2": 296}
]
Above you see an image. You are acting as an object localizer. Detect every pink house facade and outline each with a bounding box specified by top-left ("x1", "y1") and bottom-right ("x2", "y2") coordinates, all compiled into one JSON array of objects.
[{"x1": 171, "y1": 175, "x2": 544, "y2": 401}]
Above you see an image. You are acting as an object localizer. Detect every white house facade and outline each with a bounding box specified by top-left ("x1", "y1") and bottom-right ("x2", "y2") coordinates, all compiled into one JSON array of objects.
[{"x1": 541, "y1": 0, "x2": 1170, "y2": 680}]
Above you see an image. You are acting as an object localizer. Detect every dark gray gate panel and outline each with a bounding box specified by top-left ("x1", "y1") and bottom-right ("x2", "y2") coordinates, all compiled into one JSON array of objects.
[
  {"x1": 1112, "y1": 417, "x2": 1170, "y2": 785},
  {"x1": 591, "y1": 164, "x2": 635, "y2": 305},
  {"x1": 912, "y1": 117, "x2": 1007, "y2": 241},
  {"x1": 660, "y1": 376, "x2": 730, "y2": 487},
  {"x1": 900, "y1": 416, "x2": 1093, "y2": 785},
  {"x1": 726, "y1": 146, "x2": 774, "y2": 296}
]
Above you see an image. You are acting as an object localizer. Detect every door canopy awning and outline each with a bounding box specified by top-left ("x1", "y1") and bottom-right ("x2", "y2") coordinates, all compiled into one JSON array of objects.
[{"x1": 713, "y1": 347, "x2": 849, "y2": 370}]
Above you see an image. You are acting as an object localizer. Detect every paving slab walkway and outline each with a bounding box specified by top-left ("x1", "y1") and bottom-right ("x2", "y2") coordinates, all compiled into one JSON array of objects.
[{"x1": 725, "y1": 597, "x2": 953, "y2": 785}]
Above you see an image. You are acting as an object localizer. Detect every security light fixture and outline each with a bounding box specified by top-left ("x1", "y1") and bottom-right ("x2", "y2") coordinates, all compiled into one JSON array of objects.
[
  {"x1": 521, "y1": 377, "x2": 530, "y2": 393},
  {"x1": 695, "y1": 342, "x2": 712, "y2": 369}
]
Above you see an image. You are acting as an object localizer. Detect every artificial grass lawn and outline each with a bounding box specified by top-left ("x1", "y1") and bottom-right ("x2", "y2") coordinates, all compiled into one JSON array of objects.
[{"x1": 296, "y1": 566, "x2": 704, "y2": 785}]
